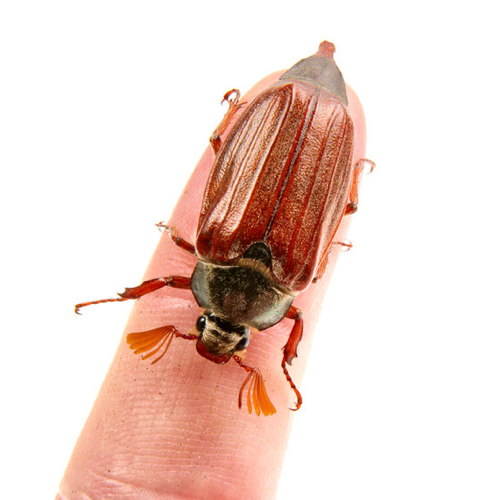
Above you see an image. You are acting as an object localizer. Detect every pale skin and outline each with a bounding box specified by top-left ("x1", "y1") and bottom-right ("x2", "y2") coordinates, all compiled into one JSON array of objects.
[{"x1": 58, "y1": 71, "x2": 367, "y2": 499}]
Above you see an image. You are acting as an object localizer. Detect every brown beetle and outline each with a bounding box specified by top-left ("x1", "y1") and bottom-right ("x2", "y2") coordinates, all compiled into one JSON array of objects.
[{"x1": 76, "y1": 41, "x2": 373, "y2": 416}]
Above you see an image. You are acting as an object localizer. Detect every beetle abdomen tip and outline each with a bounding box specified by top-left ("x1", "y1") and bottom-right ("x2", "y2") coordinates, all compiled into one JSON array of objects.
[
  {"x1": 318, "y1": 41, "x2": 336, "y2": 58},
  {"x1": 279, "y1": 41, "x2": 348, "y2": 106}
]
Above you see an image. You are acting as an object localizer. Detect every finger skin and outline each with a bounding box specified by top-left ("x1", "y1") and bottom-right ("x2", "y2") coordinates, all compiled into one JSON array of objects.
[{"x1": 58, "y1": 73, "x2": 367, "y2": 499}]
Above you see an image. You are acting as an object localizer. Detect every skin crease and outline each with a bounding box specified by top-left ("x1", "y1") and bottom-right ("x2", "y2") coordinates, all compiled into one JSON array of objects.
[{"x1": 58, "y1": 69, "x2": 367, "y2": 499}]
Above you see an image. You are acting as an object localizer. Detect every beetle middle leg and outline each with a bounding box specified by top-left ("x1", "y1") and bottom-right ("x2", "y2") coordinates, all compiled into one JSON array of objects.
[
  {"x1": 281, "y1": 305, "x2": 304, "y2": 410},
  {"x1": 313, "y1": 239, "x2": 353, "y2": 283},
  {"x1": 209, "y1": 89, "x2": 244, "y2": 155},
  {"x1": 156, "y1": 221, "x2": 196, "y2": 254},
  {"x1": 74, "y1": 275, "x2": 191, "y2": 313}
]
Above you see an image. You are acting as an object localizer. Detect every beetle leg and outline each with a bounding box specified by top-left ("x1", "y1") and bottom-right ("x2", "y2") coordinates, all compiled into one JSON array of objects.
[
  {"x1": 127, "y1": 325, "x2": 197, "y2": 364},
  {"x1": 209, "y1": 89, "x2": 244, "y2": 155},
  {"x1": 233, "y1": 355, "x2": 277, "y2": 416},
  {"x1": 74, "y1": 275, "x2": 191, "y2": 313},
  {"x1": 313, "y1": 239, "x2": 353, "y2": 283},
  {"x1": 280, "y1": 305, "x2": 304, "y2": 410},
  {"x1": 283, "y1": 305, "x2": 303, "y2": 364},
  {"x1": 345, "y1": 158, "x2": 375, "y2": 215},
  {"x1": 156, "y1": 222, "x2": 196, "y2": 254},
  {"x1": 314, "y1": 158, "x2": 375, "y2": 278}
]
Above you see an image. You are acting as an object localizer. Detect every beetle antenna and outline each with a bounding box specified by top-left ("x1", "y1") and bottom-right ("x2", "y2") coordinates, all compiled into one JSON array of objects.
[
  {"x1": 127, "y1": 325, "x2": 197, "y2": 364},
  {"x1": 233, "y1": 356, "x2": 276, "y2": 416}
]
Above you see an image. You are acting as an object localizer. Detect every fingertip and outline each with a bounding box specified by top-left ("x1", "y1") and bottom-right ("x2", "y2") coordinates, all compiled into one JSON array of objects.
[{"x1": 346, "y1": 84, "x2": 368, "y2": 161}]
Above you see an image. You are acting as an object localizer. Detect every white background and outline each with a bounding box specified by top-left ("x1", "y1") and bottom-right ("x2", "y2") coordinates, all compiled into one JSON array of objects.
[{"x1": 1, "y1": 1, "x2": 499, "y2": 499}]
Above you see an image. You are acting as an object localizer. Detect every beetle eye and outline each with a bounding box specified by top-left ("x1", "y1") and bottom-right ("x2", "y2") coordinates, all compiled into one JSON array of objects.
[
  {"x1": 196, "y1": 316, "x2": 206, "y2": 332},
  {"x1": 236, "y1": 336, "x2": 249, "y2": 351}
]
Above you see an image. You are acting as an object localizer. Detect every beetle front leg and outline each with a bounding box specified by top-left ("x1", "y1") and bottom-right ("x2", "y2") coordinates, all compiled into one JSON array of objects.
[
  {"x1": 209, "y1": 89, "x2": 244, "y2": 155},
  {"x1": 74, "y1": 275, "x2": 191, "y2": 313},
  {"x1": 345, "y1": 158, "x2": 375, "y2": 215},
  {"x1": 281, "y1": 305, "x2": 304, "y2": 410}
]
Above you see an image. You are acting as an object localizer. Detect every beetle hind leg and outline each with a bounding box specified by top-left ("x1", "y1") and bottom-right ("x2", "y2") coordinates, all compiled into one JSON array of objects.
[
  {"x1": 210, "y1": 89, "x2": 244, "y2": 155},
  {"x1": 345, "y1": 158, "x2": 375, "y2": 215}
]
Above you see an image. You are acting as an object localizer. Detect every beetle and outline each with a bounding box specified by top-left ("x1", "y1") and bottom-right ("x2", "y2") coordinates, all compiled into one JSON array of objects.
[{"x1": 75, "y1": 41, "x2": 373, "y2": 416}]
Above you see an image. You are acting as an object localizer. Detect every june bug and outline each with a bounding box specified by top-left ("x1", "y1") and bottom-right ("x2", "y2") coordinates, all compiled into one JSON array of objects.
[{"x1": 76, "y1": 41, "x2": 373, "y2": 416}]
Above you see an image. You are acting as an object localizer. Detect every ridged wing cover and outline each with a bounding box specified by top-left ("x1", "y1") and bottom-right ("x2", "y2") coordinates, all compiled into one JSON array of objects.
[{"x1": 196, "y1": 81, "x2": 354, "y2": 292}]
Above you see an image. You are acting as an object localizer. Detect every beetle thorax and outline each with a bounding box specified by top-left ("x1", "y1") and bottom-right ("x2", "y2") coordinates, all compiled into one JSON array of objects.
[{"x1": 191, "y1": 258, "x2": 294, "y2": 331}]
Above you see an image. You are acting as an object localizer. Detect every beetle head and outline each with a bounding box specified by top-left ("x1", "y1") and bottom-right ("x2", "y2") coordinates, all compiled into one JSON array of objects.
[{"x1": 195, "y1": 312, "x2": 250, "y2": 364}]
